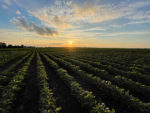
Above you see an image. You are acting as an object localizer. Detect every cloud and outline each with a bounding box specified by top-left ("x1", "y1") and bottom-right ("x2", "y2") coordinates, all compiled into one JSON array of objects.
[
  {"x1": 31, "y1": 23, "x2": 59, "y2": 36},
  {"x1": 3, "y1": 0, "x2": 19, "y2": 6},
  {"x1": 110, "y1": 24, "x2": 122, "y2": 28},
  {"x1": 5, "y1": 0, "x2": 150, "y2": 28},
  {"x1": 110, "y1": 19, "x2": 150, "y2": 28},
  {"x1": 127, "y1": 20, "x2": 150, "y2": 25},
  {"x1": 83, "y1": 27, "x2": 106, "y2": 32},
  {"x1": 4, "y1": 0, "x2": 11, "y2": 5},
  {"x1": 16, "y1": 10, "x2": 21, "y2": 15},
  {"x1": 95, "y1": 31, "x2": 150, "y2": 37},
  {"x1": 74, "y1": 0, "x2": 150, "y2": 23},
  {"x1": 10, "y1": 17, "x2": 59, "y2": 36},
  {"x1": 8, "y1": 0, "x2": 150, "y2": 41},
  {"x1": 51, "y1": 16, "x2": 72, "y2": 29},
  {"x1": 10, "y1": 17, "x2": 32, "y2": 31},
  {"x1": 2, "y1": 4, "x2": 8, "y2": 9},
  {"x1": 30, "y1": 6, "x2": 72, "y2": 29},
  {"x1": 30, "y1": 0, "x2": 150, "y2": 28},
  {"x1": 71, "y1": 1, "x2": 113, "y2": 23},
  {"x1": 125, "y1": 10, "x2": 150, "y2": 20},
  {"x1": 29, "y1": 0, "x2": 103, "y2": 29},
  {"x1": 73, "y1": 2, "x2": 99, "y2": 17}
]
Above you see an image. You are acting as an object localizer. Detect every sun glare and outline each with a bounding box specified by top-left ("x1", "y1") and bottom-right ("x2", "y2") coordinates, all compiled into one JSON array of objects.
[{"x1": 69, "y1": 41, "x2": 72, "y2": 46}]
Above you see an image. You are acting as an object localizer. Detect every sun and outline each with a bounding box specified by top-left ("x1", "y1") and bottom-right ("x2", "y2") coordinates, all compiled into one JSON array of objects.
[{"x1": 69, "y1": 41, "x2": 72, "y2": 46}]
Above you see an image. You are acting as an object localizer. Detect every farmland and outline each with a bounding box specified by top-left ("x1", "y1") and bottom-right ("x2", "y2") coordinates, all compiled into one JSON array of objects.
[{"x1": 0, "y1": 48, "x2": 150, "y2": 113}]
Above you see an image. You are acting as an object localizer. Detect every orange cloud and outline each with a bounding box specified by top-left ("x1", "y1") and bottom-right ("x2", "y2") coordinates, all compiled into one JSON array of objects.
[
  {"x1": 73, "y1": 2, "x2": 99, "y2": 17},
  {"x1": 30, "y1": 10, "x2": 72, "y2": 29}
]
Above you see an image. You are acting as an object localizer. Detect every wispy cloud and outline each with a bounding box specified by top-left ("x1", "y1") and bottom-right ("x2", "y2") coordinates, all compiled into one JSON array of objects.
[
  {"x1": 30, "y1": 9, "x2": 72, "y2": 29},
  {"x1": 125, "y1": 10, "x2": 150, "y2": 20},
  {"x1": 29, "y1": 0, "x2": 74, "y2": 29},
  {"x1": 28, "y1": 0, "x2": 106, "y2": 29},
  {"x1": 110, "y1": 19, "x2": 150, "y2": 28},
  {"x1": 73, "y1": 2, "x2": 99, "y2": 17},
  {"x1": 29, "y1": 0, "x2": 150, "y2": 30},
  {"x1": 10, "y1": 17, "x2": 59, "y2": 36},
  {"x1": 83, "y1": 27, "x2": 106, "y2": 32},
  {"x1": 2, "y1": 4, "x2": 8, "y2": 9},
  {"x1": 127, "y1": 20, "x2": 150, "y2": 25},
  {"x1": 4, "y1": 0, "x2": 11, "y2": 5},
  {"x1": 95, "y1": 31, "x2": 150, "y2": 37},
  {"x1": 1, "y1": 0, "x2": 150, "y2": 48}
]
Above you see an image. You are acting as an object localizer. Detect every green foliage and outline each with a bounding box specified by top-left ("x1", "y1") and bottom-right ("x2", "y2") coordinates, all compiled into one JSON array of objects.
[
  {"x1": 36, "y1": 53, "x2": 61, "y2": 113},
  {"x1": 1, "y1": 48, "x2": 150, "y2": 113},
  {"x1": 1, "y1": 52, "x2": 31, "y2": 75},
  {"x1": 47, "y1": 53, "x2": 150, "y2": 113},
  {"x1": 42, "y1": 54, "x2": 114, "y2": 113},
  {"x1": 0, "y1": 52, "x2": 34, "y2": 113},
  {"x1": 0, "y1": 50, "x2": 29, "y2": 67},
  {"x1": 61, "y1": 56, "x2": 150, "y2": 102}
]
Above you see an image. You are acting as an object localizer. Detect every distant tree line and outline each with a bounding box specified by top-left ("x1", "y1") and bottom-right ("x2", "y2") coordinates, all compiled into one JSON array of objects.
[{"x1": 0, "y1": 42, "x2": 33, "y2": 48}]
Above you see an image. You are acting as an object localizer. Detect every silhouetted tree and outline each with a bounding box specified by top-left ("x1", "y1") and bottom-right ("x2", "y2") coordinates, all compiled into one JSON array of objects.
[
  {"x1": 20, "y1": 44, "x2": 24, "y2": 48},
  {"x1": 0, "y1": 42, "x2": 30, "y2": 48},
  {"x1": 8, "y1": 44, "x2": 13, "y2": 48},
  {"x1": 0, "y1": 42, "x2": 7, "y2": 48}
]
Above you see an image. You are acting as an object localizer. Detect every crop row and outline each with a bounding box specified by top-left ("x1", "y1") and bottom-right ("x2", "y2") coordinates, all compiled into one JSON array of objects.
[
  {"x1": 46, "y1": 53, "x2": 150, "y2": 113},
  {"x1": 0, "y1": 50, "x2": 28, "y2": 67},
  {"x1": 41, "y1": 53, "x2": 114, "y2": 113},
  {"x1": 0, "y1": 52, "x2": 32, "y2": 97},
  {"x1": 79, "y1": 56, "x2": 150, "y2": 86},
  {"x1": 62, "y1": 55, "x2": 150, "y2": 86},
  {"x1": 0, "y1": 52, "x2": 34, "y2": 113},
  {"x1": 1, "y1": 52, "x2": 32, "y2": 75},
  {"x1": 59, "y1": 56, "x2": 150, "y2": 102},
  {"x1": 77, "y1": 55, "x2": 150, "y2": 75},
  {"x1": 36, "y1": 52, "x2": 61, "y2": 113}
]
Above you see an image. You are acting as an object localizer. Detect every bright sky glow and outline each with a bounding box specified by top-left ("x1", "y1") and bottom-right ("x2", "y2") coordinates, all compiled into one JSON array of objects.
[
  {"x1": 69, "y1": 41, "x2": 72, "y2": 46},
  {"x1": 0, "y1": 0, "x2": 150, "y2": 48}
]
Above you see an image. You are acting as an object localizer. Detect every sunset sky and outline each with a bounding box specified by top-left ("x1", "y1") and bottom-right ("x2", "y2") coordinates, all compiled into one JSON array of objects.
[{"x1": 0, "y1": 0, "x2": 150, "y2": 48}]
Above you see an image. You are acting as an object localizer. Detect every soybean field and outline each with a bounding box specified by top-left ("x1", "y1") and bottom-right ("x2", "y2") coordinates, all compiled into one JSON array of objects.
[{"x1": 0, "y1": 48, "x2": 150, "y2": 113}]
